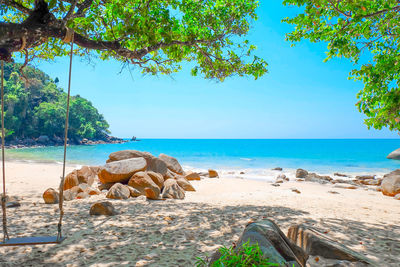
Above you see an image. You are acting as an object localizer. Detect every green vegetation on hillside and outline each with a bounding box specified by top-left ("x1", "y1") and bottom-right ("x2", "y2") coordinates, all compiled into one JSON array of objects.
[{"x1": 2, "y1": 63, "x2": 110, "y2": 142}]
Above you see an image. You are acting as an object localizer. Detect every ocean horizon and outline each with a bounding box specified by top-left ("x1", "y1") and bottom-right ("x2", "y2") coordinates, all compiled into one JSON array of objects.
[{"x1": 4, "y1": 138, "x2": 400, "y2": 174}]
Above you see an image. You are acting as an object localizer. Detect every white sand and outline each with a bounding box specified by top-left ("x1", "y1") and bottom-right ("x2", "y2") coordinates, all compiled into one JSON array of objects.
[{"x1": 0, "y1": 162, "x2": 399, "y2": 266}]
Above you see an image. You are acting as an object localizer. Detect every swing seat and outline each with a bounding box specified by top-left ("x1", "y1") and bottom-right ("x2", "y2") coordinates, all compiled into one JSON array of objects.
[{"x1": 0, "y1": 236, "x2": 65, "y2": 246}]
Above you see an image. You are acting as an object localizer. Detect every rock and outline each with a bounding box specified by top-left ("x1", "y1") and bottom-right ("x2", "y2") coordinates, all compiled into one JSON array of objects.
[
  {"x1": 147, "y1": 157, "x2": 168, "y2": 176},
  {"x1": 334, "y1": 185, "x2": 358, "y2": 190},
  {"x1": 334, "y1": 173, "x2": 348, "y2": 177},
  {"x1": 271, "y1": 183, "x2": 281, "y2": 187},
  {"x1": 198, "y1": 171, "x2": 208, "y2": 177},
  {"x1": 287, "y1": 224, "x2": 374, "y2": 264},
  {"x1": 230, "y1": 220, "x2": 307, "y2": 266},
  {"x1": 358, "y1": 178, "x2": 382, "y2": 186},
  {"x1": 292, "y1": 189, "x2": 301, "y2": 194},
  {"x1": 185, "y1": 171, "x2": 201, "y2": 181},
  {"x1": 332, "y1": 179, "x2": 355, "y2": 185},
  {"x1": 208, "y1": 169, "x2": 219, "y2": 178},
  {"x1": 272, "y1": 167, "x2": 283, "y2": 171},
  {"x1": 381, "y1": 170, "x2": 400, "y2": 196},
  {"x1": 127, "y1": 186, "x2": 142, "y2": 197},
  {"x1": 394, "y1": 193, "x2": 400, "y2": 200},
  {"x1": 176, "y1": 177, "x2": 196, "y2": 191},
  {"x1": 128, "y1": 172, "x2": 160, "y2": 200},
  {"x1": 387, "y1": 148, "x2": 400, "y2": 160},
  {"x1": 107, "y1": 150, "x2": 154, "y2": 163},
  {"x1": 37, "y1": 135, "x2": 50, "y2": 144},
  {"x1": 277, "y1": 174, "x2": 288, "y2": 181},
  {"x1": 98, "y1": 157, "x2": 147, "y2": 184},
  {"x1": 85, "y1": 187, "x2": 101, "y2": 195},
  {"x1": 98, "y1": 182, "x2": 115, "y2": 191},
  {"x1": 161, "y1": 179, "x2": 185, "y2": 199},
  {"x1": 63, "y1": 188, "x2": 78, "y2": 201},
  {"x1": 163, "y1": 169, "x2": 175, "y2": 180},
  {"x1": 305, "y1": 173, "x2": 333, "y2": 184},
  {"x1": 76, "y1": 192, "x2": 89, "y2": 199},
  {"x1": 355, "y1": 175, "x2": 375, "y2": 180},
  {"x1": 240, "y1": 171, "x2": 245, "y2": 174},
  {"x1": 146, "y1": 171, "x2": 164, "y2": 189},
  {"x1": 328, "y1": 191, "x2": 339, "y2": 194},
  {"x1": 89, "y1": 201, "x2": 116, "y2": 216},
  {"x1": 159, "y1": 153, "x2": 184, "y2": 175},
  {"x1": 43, "y1": 188, "x2": 59, "y2": 204},
  {"x1": 77, "y1": 166, "x2": 98, "y2": 186},
  {"x1": 106, "y1": 183, "x2": 131, "y2": 199},
  {"x1": 275, "y1": 179, "x2": 284, "y2": 184},
  {"x1": 296, "y1": 169, "x2": 308, "y2": 178},
  {"x1": 63, "y1": 170, "x2": 79, "y2": 190}
]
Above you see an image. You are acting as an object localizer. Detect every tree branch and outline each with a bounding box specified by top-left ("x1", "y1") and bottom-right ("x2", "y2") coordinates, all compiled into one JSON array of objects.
[
  {"x1": 63, "y1": 0, "x2": 78, "y2": 23},
  {"x1": 0, "y1": 0, "x2": 31, "y2": 14},
  {"x1": 0, "y1": 21, "x2": 215, "y2": 62}
]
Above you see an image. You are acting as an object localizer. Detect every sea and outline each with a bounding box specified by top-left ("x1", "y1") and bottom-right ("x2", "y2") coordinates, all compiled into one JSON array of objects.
[{"x1": 4, "y1": 139, "x2": 400, "y2": 177}]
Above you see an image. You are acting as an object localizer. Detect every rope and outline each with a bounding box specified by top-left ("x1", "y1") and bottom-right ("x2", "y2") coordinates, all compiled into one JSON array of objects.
[
  {"x1": 1, "y1": 61, "x2": 9, "y2": 242},
  {"x1": 17, "y1": 37, "x2": 26, "y2": 52},
  {"x1": 57, "y1": 31, "x2": 74, "y2": 241},
  {"x1": 62, "y1": 28, "x2": 74, "y2": 43}
]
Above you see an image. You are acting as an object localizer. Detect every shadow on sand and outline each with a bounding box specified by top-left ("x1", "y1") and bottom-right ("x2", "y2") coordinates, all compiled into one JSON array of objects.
[{"x1": 0, "y1": 198, "x2": 398, "y2": 266}]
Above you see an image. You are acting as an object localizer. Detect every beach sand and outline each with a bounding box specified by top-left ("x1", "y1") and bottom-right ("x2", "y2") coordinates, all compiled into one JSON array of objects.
[{"x1": 0, "y1": 162, "x2": 399, "y2": 266}]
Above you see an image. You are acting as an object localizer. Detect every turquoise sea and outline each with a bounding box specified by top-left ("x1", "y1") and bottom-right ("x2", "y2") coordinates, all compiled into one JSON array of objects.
[{"x1": 4, "y1": 139, "x2": 400, "y2": 174}]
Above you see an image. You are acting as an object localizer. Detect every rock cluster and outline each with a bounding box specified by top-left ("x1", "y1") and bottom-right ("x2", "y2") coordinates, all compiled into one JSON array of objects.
[
  {"x1": 6, "y1": 135, "x2": 127, "y2": 149},
  {"x1": 209, "y1": 220, "x2": 374, "y2": 266},
  {"x1": 42, "y1": 150, "x2": 219, "y2": 205}
]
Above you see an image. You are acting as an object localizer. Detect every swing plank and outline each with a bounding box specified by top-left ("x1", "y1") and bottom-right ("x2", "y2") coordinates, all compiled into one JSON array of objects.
[{"x1": 0, "y1": 236, "x2": 65, "y2": 246}]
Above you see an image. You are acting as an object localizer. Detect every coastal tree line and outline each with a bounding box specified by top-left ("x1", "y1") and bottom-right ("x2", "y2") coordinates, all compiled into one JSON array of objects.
[{"x1": 2, "y1": 63, "x2": 110, "y2": 142}]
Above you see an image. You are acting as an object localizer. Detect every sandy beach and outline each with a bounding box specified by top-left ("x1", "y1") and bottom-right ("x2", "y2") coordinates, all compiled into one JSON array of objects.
[{"x1": 0, "y1": 161, "x2": 399, "y2": 266}]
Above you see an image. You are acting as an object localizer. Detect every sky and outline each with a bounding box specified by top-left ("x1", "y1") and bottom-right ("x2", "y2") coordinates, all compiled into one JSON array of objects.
[{"x1": 34, "y1": 1, "x2": 399, "y2": 139}]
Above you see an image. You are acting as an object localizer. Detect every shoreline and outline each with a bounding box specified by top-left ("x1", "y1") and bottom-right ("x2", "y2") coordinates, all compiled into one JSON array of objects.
[{"x1": 0, "y1": 161, "x2": 398, "y2": 265}]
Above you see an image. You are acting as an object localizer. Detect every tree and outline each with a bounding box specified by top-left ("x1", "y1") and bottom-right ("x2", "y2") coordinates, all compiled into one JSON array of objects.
[
  {"x1": 283, "y1": 0, "x2": 400, "y2": 132},
  {"x1": 2, "y1": 62, "x2": 110, "y2": 141},
  {"x1": 0, "y1": 0, "x2": 267, "y2": 81}
]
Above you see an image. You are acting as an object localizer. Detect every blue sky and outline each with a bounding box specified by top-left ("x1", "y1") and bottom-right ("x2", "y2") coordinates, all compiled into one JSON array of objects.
[{"x1": 36, "y1": 1, "x2": 398, "y2": 139}]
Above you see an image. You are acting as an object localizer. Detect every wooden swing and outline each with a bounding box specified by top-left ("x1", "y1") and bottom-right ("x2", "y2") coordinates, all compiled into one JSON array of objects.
[{"x1": 0, "y1": 29, "x2": 75, "y2": 246}]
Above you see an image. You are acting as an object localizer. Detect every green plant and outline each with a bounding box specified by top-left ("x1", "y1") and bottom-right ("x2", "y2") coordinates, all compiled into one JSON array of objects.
[{"x1": 195, "y1": 241, "x2": 281, "y2": 267}]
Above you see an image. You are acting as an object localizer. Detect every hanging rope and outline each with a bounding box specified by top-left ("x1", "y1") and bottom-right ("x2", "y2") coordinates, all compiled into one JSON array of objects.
[
  {"x1": 57, "y1": 31, "x2": 74, "y2": 241},
  {"x1": 1, "y1": 61, "x2": 9, "y2": 242}
]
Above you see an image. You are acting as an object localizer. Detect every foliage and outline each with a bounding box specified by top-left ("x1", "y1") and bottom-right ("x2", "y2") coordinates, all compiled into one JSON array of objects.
[
  {"x1": 195, "y1": 241, "x2": 280, "y2": 267},
  {"x1": 2, "y1": 62, "x2": 110, "y2": 140},
  {"x1": 283, "y1": 0, "x2": 400, "y2": 132},
  {"x1": 1, "y1": 0, "x2": 268, "y2": 81}
]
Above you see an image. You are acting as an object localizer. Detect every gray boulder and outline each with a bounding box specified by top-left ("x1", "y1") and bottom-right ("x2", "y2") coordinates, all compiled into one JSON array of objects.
[
  {"x1": 98, "y1": 157, "x2": 147, "y2": 184},
  {"x1": 106, "y1": 183, "x2": 131, "y2": 199},
  {"x1": 381, "y1": 169, "x2": 400, "y2": 196},
  {"x1": 387, "y1": 148, "x2": 400, "y2": 160},
  {"x1": 90, "y1": 201, "x2": 117, "y2": 216},
  {"x1": 159, "y1": 153, "x2": 184, "y2": 175},
  {"x1": 287, "y1": 224, "x2": 374, "y2": 264},
  {"x1": 106, "y1": 150, "x2": 154, "y2": 163},
  {"x1": 210, "y1": 220, "x2": 307, "y2": 266},
  {"x1": 161, "y1": 179, "x2": 185, "y2": 199},
  {"x1": 296, "y1": 169, "x2": 308, "y2": 178}
]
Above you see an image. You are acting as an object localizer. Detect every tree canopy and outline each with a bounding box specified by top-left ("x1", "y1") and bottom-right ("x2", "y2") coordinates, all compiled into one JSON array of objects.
[
  {"x1": 2, "y1": 62, "x2": 110, "y2": 141},
  {"x1": 283, "y1": 0, "x2": 400, "y2": 132},
  {"x1": 0, "y1": 0, "x2": 267, "y2": 81}
]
